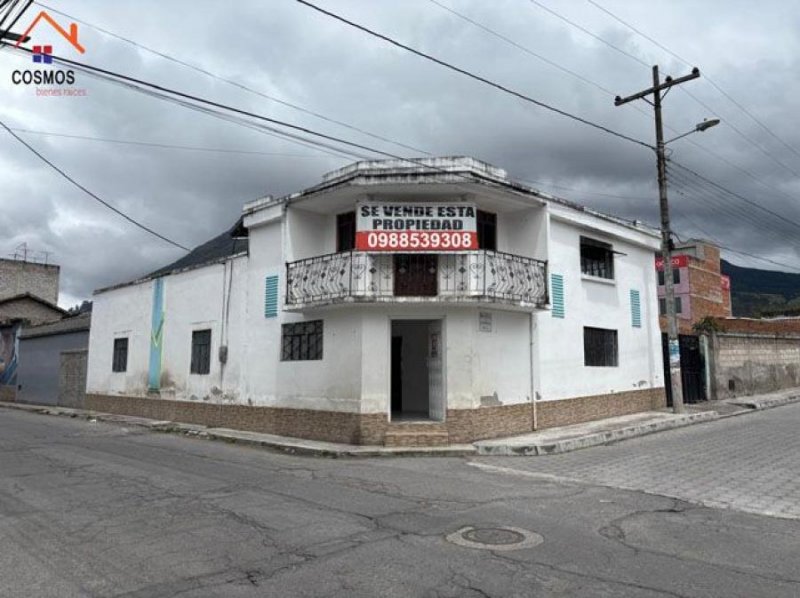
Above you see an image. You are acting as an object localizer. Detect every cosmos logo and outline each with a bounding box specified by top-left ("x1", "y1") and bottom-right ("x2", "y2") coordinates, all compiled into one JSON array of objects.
[{"x1": 10, "y1": 11, "x2": 85, "y2": 93}]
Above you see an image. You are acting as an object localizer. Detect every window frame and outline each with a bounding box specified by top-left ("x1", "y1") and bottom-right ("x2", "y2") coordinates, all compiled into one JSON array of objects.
[
  {"x1": 658, "y1": 297, "x2": 682, "y2": 316},
  {"x1": 112, "y1": 337, "x2": 128, "y2": 373},
  {"x1": 657, "y1": 268, "x2": 681, "y2": 286},
  {"x1": 583, "y1": 326, "x2": 618, "y2": 367},
  {"x1": 580, "y1": 236, "x2": 615, "y2": 280},
  {"x1": 190, "y1": 329, "x2": 212, "y2": 375},
  {"x1": 281, "y1": 320, "x2": 323, "y2": 361}
]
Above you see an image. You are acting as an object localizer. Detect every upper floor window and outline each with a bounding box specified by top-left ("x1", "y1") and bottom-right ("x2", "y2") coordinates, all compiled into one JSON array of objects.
[
  {"x1": 476, "y1": 210, "x2": 497, "y2": 251},
  {"x1": 580, "y1": 237, "x2": 614, "y2": 279},
  {"x1": 337, "y1": 211, "x2": 356, "y2": 252},
  {"x1": 659, "y1": 297, "x2": 682, "y2": 315},
  {"x1": 657, "y1": 268, "x2": 680, "y2": 286},
  {"x1": 112, "y1": 337, "x2": 128, "y2": 372},
  {"x1": 190, "y1": 329, "x2": 211, "y2": 375}
]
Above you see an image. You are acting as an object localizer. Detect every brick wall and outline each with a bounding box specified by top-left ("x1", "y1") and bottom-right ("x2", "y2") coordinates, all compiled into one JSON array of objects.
[
  {"x1": 59, "y1": 349, "x2": 87, "y2": 408},
  {"x1": 536, "y1": 387, "x2": 666, "y2": 429},
  {"x1": 710, "y1": 332, "x2": 800, "y2": 399},
  {"x1": 86, "y1": 389, "x2": 665, "y2": 445},
  {"x1": 0, "y1": 259, "x2": 59, "y2": 303}
]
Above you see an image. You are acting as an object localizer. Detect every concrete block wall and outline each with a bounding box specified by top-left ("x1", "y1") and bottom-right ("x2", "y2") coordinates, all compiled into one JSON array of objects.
[
  {"x1": 0, "y1": 259, "x2": 59, "y2": 303},
  {"x1": 59, "y1": 349, "x2": 88, "y2": 408},
  {"x1": 710, "y1": 332, "x2": 800, "y2": 399}
]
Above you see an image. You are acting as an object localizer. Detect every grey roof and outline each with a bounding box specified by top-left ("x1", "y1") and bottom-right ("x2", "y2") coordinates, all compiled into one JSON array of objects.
[
  {"x1": 148, "y1": 218, "x2": 248, "y2": 278},
  {"x1": 95, "y1": 219, "x2": 249, "y2": 294},
  {"x1": 20, "y1": 312, "x2": 91, "y2": 339},
  {"x1": 0, "y1": 293, "x2": 68, "y2": 314}
]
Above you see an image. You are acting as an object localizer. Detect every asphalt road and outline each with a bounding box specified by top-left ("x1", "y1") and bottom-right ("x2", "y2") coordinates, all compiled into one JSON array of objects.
[{"x1": 1, "y1": 407, "x2": 798, "y2": 597}]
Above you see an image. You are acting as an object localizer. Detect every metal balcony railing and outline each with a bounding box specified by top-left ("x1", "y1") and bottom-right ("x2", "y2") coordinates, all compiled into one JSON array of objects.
[{"x1": 285, "y1": 250, "x2": 548, "y2": 308}]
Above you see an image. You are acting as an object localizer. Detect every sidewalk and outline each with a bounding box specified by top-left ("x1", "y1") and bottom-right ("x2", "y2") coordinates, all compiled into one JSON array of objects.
[{"x1": 1, "y1": 388, "x2": 799, "y2": 457}]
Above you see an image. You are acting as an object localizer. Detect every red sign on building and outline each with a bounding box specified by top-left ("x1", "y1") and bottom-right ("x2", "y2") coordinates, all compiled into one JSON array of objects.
[
  {"x1": 356, "y1": 202, "x2": 478, "y2": 251},
  {"x1": 655, "y1": 254, "x2": 689, "y2": 271}
]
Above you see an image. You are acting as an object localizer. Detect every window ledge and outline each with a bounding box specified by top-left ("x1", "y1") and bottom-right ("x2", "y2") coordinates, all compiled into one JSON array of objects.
[{"x1": 581, "y1": 274, "x2": 616, "y2": 285}]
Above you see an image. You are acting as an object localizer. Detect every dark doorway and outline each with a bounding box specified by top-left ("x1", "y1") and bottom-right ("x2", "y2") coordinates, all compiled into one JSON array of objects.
[
  {"x1": 661, "y1": 333, "x2": 706, "y2": 406},
  {"x1": 394, "y1": 255, "x2": 437, "y2": 296},
  {"x1": 391, "y1": 320, "x2": 434, "y2": 420},
  {"x1": 391, "y1": 336, "x2": 402, "y2": 413}
]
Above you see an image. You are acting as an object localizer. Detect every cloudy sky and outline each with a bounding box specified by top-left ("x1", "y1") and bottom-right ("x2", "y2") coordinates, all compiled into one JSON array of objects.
[{"x1": 2, "y1": 0, "x2": 799, "y2": 307}]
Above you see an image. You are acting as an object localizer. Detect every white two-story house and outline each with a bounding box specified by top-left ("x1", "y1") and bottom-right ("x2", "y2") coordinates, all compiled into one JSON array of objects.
[{"x1": 86, "y1": 157, "x2": 665, "y2": 446}]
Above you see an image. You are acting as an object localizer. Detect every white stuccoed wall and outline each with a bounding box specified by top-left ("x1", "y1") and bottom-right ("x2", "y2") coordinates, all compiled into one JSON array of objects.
[{"x1": 535, "y1": 213, "x2": 663, "y2": 402}]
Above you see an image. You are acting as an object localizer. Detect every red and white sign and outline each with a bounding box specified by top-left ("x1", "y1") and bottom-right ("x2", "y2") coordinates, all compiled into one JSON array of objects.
[
  {"x1": 356, "y1": 202, "x2": 478, "y2": 252},
  {"x1": 655, "y1": 254, "x2": 689, "y2": 271}
]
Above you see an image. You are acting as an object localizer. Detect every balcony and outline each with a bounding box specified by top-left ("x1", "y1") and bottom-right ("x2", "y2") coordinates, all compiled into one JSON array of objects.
[{"x1": 285, "y1": 250, "x2": 548, "y2": 310}]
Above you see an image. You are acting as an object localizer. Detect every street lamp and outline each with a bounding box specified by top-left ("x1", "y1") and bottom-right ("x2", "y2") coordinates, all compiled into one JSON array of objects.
[{"x1": 665, "y1": 118, "x2": 721, "y2": 145}]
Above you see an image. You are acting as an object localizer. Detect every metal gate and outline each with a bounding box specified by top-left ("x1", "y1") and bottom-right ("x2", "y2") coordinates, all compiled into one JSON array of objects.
[{"x1": 661, "y1": 333, "x2": 706, "y2": 406}]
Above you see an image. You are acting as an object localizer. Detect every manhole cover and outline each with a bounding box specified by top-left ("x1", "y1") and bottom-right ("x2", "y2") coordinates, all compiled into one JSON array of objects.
[
  {"x1": 445, "y1": 526, "x2": 544, "y2": 551},
  {"x1": 463, "y1": 528, "x2": 525, "y2": 545}
]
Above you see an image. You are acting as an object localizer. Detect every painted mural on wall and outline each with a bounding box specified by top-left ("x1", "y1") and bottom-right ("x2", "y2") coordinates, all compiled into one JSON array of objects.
[{"x1": 0, "y1": 323, "x2": 21, "y2": 385}]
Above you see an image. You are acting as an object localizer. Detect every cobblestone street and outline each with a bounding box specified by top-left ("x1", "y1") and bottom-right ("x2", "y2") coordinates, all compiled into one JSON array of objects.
[{"x1": 480, "y1": 403, "x2": 800, "y2": 519}]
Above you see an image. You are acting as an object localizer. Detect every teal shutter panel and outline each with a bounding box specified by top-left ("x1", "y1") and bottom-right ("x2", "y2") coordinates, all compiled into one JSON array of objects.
[
  {"x1": 630, "y1": 289, "x2": 642, "y2": 328},
  {"x1": 551, "y1": 273, "x2": 565, "y2": 318},
  {"x1": 264, "y1": 275, "x2": 279, "y2": 318}
]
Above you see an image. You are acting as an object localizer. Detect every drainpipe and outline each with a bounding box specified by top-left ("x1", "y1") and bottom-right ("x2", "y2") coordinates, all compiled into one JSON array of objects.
[{"x1": 529, "y1": 312, "x2": 537, "y2": 431}]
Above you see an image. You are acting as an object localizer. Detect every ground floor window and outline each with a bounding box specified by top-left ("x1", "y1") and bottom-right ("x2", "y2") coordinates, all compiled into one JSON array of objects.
[
  {"x1": 190, "y1": 329, "x2": 212, "y2": 374},
  {"x1": 281, "y1": 320, "x2": 323, "y2": 361},
  {"x1": 112, "y1": 337, "x2": 128, "y2": 372},
  {"x1": 584, "y1": 327, "x2": 618, "y2": 367}
]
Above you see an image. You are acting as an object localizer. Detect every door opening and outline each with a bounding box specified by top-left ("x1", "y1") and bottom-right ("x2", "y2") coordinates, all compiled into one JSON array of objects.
[{"x1": 390, "y1": 319, "x2": 444, "y2": 421}]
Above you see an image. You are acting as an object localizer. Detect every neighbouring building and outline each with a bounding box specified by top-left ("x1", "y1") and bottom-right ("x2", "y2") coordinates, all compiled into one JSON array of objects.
[
  {"x1": 16, "y1": 312, "x2": 91, "y2": 407},
  {"x1": 0, "y1": 258, "x2": 66, "y2": 401},
  {"x1": 0, "y1": 257, "x2": 59, "y2": 304},
  {"x1": 656, "y1": 240, "x2": 732, "y2": 335},
  {"x1": 86, "y1": 157, "x2": 665, "y2": 446}
]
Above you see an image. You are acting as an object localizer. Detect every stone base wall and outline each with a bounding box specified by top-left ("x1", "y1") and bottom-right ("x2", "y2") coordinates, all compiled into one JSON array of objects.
[
  {"x1": 0, "y1": 384, "x2": 16, "y2": 402},
  {"x1": 536, "y1": 387, "x2": 667, "y2": 429},
  {"x1": 86, "y1": 388, "x2": 665, "y2": 445},
  {"x1": 59, "y1": 349, "x2": 88, "y2": 408}
]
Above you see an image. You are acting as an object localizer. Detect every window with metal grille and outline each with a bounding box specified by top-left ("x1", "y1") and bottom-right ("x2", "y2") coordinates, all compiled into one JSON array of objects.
[
  {"x1": 336, "y1": 211, "x2": 356, "y2": 252},
  {"x1": 476, "y1": 210, "x2": 497, "y2": 250},
  {"x1": 583, "y1": 327, "x2": 618, "y2": 367},
  {"x1": 658, "y1": 297, "x2": 682, "y2": 315},
  {"x1": 630, "y1": 289, "x2": 641, "y2": 328},
  {"x1": 264, "y1": 275, "x2": 279, "y2": 318},
  {"x1": 190, "y1": 329, "x2": 212, "y2": 374},
  {"x1": 112, "y1": 337, "x2": 128, "y2": 372},
  {"x1": 551, "y1": 273, "x2": 565, "y2": 318},
  {"x1": 281, "y1": 320, "x2": 323, "y2": 361},
  {"x1": 657, "y1": 268, "x2": 680, "y2": 286},
  {"x1": 580, "y1": 237, "x2": 614, "y2": 279}
]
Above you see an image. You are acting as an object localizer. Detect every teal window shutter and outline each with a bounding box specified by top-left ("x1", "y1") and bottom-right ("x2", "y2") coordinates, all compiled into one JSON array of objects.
[
  {"x1": 551, "y1": 273, "x2": 565, "y2": 318},
  {"x1": 265, "y1": 275, "x2": 279, "y2": 318},
  {"x1": 630, "y1": 289, "x2": 641, "y2": 328}
]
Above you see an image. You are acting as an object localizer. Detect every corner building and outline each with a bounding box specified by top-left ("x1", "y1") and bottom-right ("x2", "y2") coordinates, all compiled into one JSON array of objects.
[{"x1": 86, "y1": 158, "x2": 666, "y2": 445}]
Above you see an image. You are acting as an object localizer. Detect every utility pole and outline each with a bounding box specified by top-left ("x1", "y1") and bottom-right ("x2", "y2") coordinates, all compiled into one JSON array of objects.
[{"x1": 615, "y1": 65, "x2": 700, "y2": 414}]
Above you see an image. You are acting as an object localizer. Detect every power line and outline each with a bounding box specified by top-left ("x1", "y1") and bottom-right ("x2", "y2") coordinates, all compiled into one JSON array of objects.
[
  {"x1": 526, "y1": 0, "x2": 800, "y2": 206},
  {"x1": 296, "y1": 0, "x2": 653, "y2": 150},
  {"x1": 10, "y1": 127, "x2": 336, "y2": 158},
  {"x1": 33, "y1": 1, "x2": 432, "y2": 157},
  {"x1": 0, "y1": 118, "x2": 190, "y2": 251},
  {"x1": 586, "y1": 0, "x2": 800, "y2": 162},
  {"x1": 2, "y1": 42, "x2": 403, "y2": 161}
]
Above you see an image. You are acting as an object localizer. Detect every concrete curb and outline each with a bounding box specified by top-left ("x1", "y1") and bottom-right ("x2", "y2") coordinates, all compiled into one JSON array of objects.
[
  {"x1": 728, "y1": 393, "x2": 800, "y2": 412},
  {"x1": 0, "y1": 401, "x2": 476, "y2": 458},
  {"x1": 2, "y1": 394, "x2": 799, "y2": 457},
  {"x1": 474, "y1": 411, "x2": 719, "y2": 456}
]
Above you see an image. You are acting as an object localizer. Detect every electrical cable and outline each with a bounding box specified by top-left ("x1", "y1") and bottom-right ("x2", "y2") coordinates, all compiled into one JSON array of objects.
[
  {"x1": 0, "y1": 118, "x2": 191, "y2": 251},
  {"x1": 33, "y1": 0, "x2": 432, "y2": 158},
  {"x1": 296, "y1": 0, "x2": 653, "y2": 150}
]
